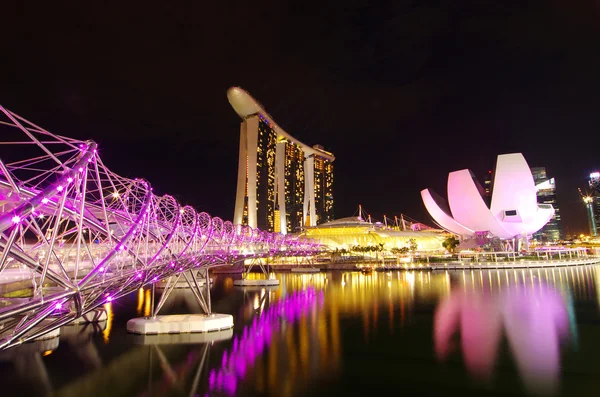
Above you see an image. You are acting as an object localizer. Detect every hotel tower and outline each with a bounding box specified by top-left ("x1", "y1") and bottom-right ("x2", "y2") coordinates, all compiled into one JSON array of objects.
[{"x1": 228, "y1": 87, "x2": 334, "y2": 233}]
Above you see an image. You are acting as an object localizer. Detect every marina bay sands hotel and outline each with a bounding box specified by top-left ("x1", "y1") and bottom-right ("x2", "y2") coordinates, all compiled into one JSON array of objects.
[{"x1": 228, "y1": 87, "x2": 335, "y2": 234}]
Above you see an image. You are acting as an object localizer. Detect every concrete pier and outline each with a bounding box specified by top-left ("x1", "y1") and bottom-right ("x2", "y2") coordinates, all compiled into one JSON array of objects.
[
  {"x1": 127, "y1": 313, "x2": 233, "y2": 335},
  {"x1": 233, "y1": 278, "x2": 280, "y2": 286}
]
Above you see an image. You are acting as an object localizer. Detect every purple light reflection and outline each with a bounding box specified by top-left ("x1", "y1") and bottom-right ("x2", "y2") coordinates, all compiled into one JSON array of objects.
[
  {"x1": 207, "y1": 287, "x2": 323, "y2": 396},
  {"x1": 434, "y1": 283, "x2": 572, "y2": 395}
]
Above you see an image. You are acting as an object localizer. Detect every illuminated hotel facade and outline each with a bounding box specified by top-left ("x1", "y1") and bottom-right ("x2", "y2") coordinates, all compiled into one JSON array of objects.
[{"x1": 228, "y1": 87, "x2": 334, "y2": 233}]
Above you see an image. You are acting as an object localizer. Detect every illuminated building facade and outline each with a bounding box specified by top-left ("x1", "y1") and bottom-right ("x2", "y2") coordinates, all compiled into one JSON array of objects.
[
  {"x1": 421, "y1": 153, "x2": 554, "y2": 241},
  {"x1": 531, "y1": 167, "x2": 562, "y2": 242},
  {"x1": 229, "y1": 87, "x2": 335, "y2": 233}
]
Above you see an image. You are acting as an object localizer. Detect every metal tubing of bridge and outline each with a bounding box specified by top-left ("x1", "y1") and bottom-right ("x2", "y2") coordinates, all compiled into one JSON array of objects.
[{"x1": 0, "y1": 105, "x2": 322, "y2": 348}]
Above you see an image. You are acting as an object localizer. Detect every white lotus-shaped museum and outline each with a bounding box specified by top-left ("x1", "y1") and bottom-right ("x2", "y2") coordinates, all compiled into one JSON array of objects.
[{"x1": 421, "y1": 153, "x2": 554, "y2": 240}]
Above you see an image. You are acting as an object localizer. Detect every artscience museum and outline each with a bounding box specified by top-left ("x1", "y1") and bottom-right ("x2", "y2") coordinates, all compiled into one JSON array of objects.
[{"x1": 421, "y1": 153, "x2": 554, "y2": 242}]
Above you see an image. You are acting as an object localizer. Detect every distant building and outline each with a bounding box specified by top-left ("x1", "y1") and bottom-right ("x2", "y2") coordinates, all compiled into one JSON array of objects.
[
  {"x1": 228, "y1": 87, "x2": 334, "y2": 233},
  {"x1": 531, "y1": 167, "x2": 561, "y2": 242},
  {"x1": 588, "y1": 171, "x2": 600, "y2": 236},
  {"x1": 483, "y1": 170, "x2": 493, "y2": 197}
]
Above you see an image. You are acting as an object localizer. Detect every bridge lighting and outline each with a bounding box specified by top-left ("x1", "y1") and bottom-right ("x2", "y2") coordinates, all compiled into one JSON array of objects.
[
  {"x1": 0, "y1": 103, "x2": 317, "y2": 351},
  {"x1": 583, "y1": 196, "x2": 593, "y2": 204}
]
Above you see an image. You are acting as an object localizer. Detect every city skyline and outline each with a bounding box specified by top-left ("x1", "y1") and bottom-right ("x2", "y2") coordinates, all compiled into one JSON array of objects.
[{"x1": 0, "y1": 3, "x2": 599, "y2": 234}]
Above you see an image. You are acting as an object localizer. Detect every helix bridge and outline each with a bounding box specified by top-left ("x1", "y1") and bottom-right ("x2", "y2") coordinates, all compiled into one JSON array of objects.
[{"x1": 0, "y1": 105, "x2": 320, "y2": 351}]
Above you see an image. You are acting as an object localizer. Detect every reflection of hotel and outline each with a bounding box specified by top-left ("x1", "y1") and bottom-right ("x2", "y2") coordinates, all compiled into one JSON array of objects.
[{"x1": 228, "y1": 87, "x2": 334, "y2": 233}]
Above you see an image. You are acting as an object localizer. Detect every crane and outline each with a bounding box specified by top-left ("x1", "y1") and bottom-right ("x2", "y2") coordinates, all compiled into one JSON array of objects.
[{"x1": 579, "y1": 172, "x2": 600, "y2": 237}]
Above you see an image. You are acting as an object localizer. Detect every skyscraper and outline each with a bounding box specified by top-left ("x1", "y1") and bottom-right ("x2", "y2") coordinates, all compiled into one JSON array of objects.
[
  {"x1": 228, "y1": 87, "x2": 335, "y2": 233},
  {"x1": 531, "y1": 167, "x2": 561, "y2": 242},
  {"x1": 483, "y1": 170, "x2": 493, "y2": 197}
]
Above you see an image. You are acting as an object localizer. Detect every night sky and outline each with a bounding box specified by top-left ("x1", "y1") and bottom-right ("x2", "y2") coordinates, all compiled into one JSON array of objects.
[{"x1": 2, "y1": 1, "x2": 600, "y2": 235}]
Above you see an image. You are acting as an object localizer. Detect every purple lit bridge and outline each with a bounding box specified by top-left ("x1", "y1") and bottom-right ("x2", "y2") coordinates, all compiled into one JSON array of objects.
[{"x1": 0, "y1": 106, "x2": 320, "y2": 351}]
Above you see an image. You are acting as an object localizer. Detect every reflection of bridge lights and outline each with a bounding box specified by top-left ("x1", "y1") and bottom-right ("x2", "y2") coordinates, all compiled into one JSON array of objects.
[
  {"x1": 208, "y1": 287, "x2": 323, "y2": 396},
  {"x1": 144, "y1": 289, "x2": 152, "y2": 317},
  {"x1": 102, "y1": 302, "x2": 114, "y2": 344},
  {"x1": 137, "y1": 288, "x2": 144, "y2": 315}
]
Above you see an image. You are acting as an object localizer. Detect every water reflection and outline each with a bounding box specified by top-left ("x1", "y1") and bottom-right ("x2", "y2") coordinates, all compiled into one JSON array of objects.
[
  {"x1": 435, "y1": 272, "x2": 575, "y2": 396},
  {"x1": 2, "y1": 266, "x2": 600, "y2": 396},
  {"x1": 207, "y1": 286, "x2": 329, "y2": 396}
]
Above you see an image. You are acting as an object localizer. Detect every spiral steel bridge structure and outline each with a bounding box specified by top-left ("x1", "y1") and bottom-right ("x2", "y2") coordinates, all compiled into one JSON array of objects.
[{"x1": 0, "y1": 105, "x2": 320, "y2": 351}]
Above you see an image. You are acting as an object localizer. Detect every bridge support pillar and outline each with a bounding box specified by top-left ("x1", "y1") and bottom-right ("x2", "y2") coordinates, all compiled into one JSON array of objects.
[
  {"x1": 234, "y1": 257, "x2": 280, "y2": 287},
  {"x1": 127, "y1": 268, "x2": 233, "y2": 335}
]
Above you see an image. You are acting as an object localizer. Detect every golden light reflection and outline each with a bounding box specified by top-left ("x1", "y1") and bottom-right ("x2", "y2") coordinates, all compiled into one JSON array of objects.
[
  {"x1": 42, "y1": 350, "x2": 53, "y2": 356},
  {"x1": 136, "y1": 288, "x2": 144, "y2": 315},
  {"x1": 102, "y1": 302, "x2": 113, "y2": 344},
  {"x1": 144, "y1": 289, "x2": 152, "y2": 317},
  {"x1": 212, "y1": 265, "x2": 600, "y2": 397}
]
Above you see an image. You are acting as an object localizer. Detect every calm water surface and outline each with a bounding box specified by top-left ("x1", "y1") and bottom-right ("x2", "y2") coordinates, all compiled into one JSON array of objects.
[{"x1": 2, "y1": 266, "x2": 600, "y2": 396}]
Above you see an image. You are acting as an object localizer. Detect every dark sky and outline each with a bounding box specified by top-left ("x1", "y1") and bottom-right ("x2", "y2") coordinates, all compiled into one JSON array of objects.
[{"x1": 2, "y1": 1, "x2": 600, "y2": 235}]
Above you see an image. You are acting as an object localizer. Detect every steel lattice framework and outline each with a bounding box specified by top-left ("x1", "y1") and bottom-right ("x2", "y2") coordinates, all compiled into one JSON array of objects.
[{"x1": 0, "y1": 106, "x2": 320, "y2": 351}]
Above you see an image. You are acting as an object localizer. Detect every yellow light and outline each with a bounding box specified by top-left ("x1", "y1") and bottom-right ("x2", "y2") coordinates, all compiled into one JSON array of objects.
[
  {"x1": 274, "y1": 210, "x2": 281, "y2": 233},
  {"x1": 112, "y1": 191, "x2": 119, "y2": 199},
  {"x1": 136, "y1": 288, "x2": 144, "y2": 315},
  {"x1": 102, "y1": 303, "x2": 114, "y2": 344}
]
